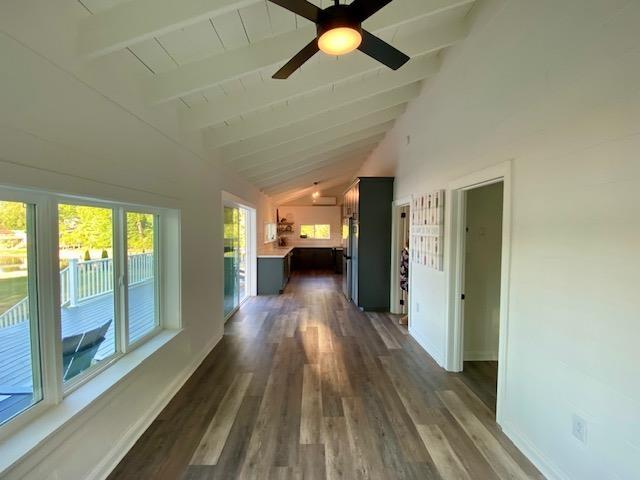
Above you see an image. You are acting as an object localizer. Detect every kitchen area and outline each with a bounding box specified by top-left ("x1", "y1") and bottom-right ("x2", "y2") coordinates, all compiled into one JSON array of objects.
[
  {"x1": 257, "y1": 203, "x2": 343, "y2": 295},
  {"x1": 257, "y1": 177, "x2": 394, "y2": 311}
]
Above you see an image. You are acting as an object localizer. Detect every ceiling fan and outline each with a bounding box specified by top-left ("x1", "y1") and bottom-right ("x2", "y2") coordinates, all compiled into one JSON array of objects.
[{"x1": 268, "y1": 0, "x2": 410, "y2": 79}]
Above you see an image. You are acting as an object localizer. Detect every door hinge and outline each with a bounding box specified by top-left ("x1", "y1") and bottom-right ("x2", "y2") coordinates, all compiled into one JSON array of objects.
[{"x1": 461, "y1": 294, "x2": 466, "y2": 300}]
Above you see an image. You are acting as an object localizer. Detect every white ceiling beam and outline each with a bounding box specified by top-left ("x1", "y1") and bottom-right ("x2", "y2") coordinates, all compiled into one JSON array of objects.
[
  {"x1": 256, "y1": 151, "x2": 370, "y2": 188},
  {"x1": 79, "y1": 0, "x2": 260, "y2": 58},
  {"x1": 229, "y1": 106, "x2": 403, "y2": 169},
  {"x1": 199, "y1": 55, "x2": 433, "y2": 136},
  {"x1": 264, "y1": 163, "x2": 361, "y2": 195},
  {"x1": 235, "y1": 124, "x2": 389, "y2": 174},
  {"x1": 147, "y1": 0, "x2": 471, "y2": 104},
  {"x1": 219, "y1": 84, "x2": 418, "y2": 160},
  {"x1": 154, "y1": 19, "x2": 467, "y2": 105},
  {"x1": 243, "y1": 135, "x2": 384, "y2": 179},
  {"x1": 245, "y1": 140, "x2": 379, "y2": 181},
  {"x1": 179, "y1": 22, "x2": 456, "y2": 123}
]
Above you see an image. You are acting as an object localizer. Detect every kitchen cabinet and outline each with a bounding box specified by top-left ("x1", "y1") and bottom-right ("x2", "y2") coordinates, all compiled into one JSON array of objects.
[
  {"x1": 257, "y1": 250, "x2": 293, "y2": 295},
  {"x1": 292, "y1": 247, "x2": 333, "y2": 270},
  {"x1": 342, "y1": 177, "x2": 394, "y2": 311}
]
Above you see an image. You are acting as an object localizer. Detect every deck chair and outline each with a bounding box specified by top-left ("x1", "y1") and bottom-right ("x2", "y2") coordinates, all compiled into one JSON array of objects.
[{"x1": 62, "y1": 320, "x2": 112, "y2": 381}]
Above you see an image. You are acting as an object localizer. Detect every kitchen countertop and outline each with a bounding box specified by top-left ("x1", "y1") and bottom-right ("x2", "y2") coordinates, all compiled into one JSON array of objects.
[{"x1": 257, "y1": 245, "x2": 342, "y2": 258}]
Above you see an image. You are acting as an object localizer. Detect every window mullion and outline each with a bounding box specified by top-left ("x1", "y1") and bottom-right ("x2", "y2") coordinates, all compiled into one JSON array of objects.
[
  {"x1": 114, "y1": 208, "x2": 128, "y2": 354},
  {"x1": 154, "y1": 215, "x2": 161, "y2": 329},
  {"x1": 39, "y1": 198, "x2": 63, "y2": 403}
]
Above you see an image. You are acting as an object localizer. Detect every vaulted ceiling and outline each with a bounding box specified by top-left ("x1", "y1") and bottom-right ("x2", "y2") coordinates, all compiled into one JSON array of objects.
[{"x1": 78, "y1": 0, "x2": 475, "y2": 203}]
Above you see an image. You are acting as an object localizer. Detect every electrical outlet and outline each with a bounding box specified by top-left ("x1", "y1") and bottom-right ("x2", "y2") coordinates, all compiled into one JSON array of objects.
[
  {"x1": 415, "y1": 302, "x2": 420, "y2": 313},
  {"x1": 572, "y1": 414, "x2": 587, "y2": 444}
]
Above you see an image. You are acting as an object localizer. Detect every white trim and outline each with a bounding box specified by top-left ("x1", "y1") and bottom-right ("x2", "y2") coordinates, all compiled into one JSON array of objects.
[
  {"x1": 88, "y1": 332, "x2": 222, "y2": 480},
  {"x1": 444, "y1": 160, "x2": 512, "y2": 425},
  {"x1": 463, "y1": 350, "x2": 499, "y2": 361},
  {"x1": 501, "y1": 422, "x2": 569, "y2": 480}
]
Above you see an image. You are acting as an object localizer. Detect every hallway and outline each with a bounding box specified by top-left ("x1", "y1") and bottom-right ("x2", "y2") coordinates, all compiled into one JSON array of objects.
[{"x1": 109, "y1": 272, "x2": 541, "y2": 479}]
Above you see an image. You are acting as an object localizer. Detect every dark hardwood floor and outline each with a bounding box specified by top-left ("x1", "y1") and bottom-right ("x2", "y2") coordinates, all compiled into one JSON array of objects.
[{"x1": 108, "y1": 272, "x2": 542, "y2": 479}]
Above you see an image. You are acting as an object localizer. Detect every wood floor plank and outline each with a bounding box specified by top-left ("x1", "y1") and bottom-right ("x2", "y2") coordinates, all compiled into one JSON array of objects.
[
  {"x1": 438, "y1": 390, "x2": 530, "y2": 480},
  {"x1": 300, "y1": 364, "x2": 323, "y2": 444},
  {"x1": 322, "y1": 416, "x2": 355, "y2": 480},
  {"x1": 190, "y1": 372, "x2": 253, "y2": 465},
  {"x1": 342, "y1": 396, "x2": 387, "y2": 480},
  {"x1": 368, "y1": 312, "x2": 402, "y2": 350},
  {"x1": 417, "y1": 424, "x2": 472, "y2": 480}
]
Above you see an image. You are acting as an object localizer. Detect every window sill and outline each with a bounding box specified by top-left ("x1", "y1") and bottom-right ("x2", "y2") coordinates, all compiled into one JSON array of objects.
[{"x1": 0, "y1": 328, "x2": 182, "y2": 476}]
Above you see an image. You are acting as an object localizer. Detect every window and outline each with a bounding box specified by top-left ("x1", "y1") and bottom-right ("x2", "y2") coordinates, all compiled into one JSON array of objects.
[
  {"x1": 58, "y1": 204, "x2": 117, "y2": 384},
  {"x1": 300, "y1": 224, "x2": 331, "y2": 240},
  {"x1": 0, "y1": 200, "x2": 42, "y2": 426},
  {"x1": 0, "y1": 185, "x2": 175, "y2": 431}
]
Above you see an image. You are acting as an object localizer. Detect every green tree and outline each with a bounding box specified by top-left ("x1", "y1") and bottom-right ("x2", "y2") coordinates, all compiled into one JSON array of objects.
[
  {"x1": 126, "y1": 213, "x2": 154, "y2": 252},
  {"x1": 0, "y1": 201, "x2": 26, "y2": 231},
  {"x1": 58, "y1": 205, "x2": 113, "y2": 250}
]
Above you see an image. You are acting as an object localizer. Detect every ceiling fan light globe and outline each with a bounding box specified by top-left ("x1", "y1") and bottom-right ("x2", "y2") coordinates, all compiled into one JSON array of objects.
[{"x1": 318, "y1": 27, "x2": 362, "y2": 56}]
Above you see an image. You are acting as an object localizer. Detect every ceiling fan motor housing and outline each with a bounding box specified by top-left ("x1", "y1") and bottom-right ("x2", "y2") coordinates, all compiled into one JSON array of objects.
[{"x1": 316, "y1": 5, "x2": 362, "y2": 39}]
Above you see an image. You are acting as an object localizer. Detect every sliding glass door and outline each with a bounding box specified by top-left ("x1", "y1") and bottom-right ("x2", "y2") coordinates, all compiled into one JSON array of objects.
[{"x1": 224, "y1": 206, "x2": 249, "y2": 319}]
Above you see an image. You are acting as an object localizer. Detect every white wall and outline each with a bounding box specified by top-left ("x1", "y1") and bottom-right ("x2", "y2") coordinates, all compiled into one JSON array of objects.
[
  {"x1": 276, "y1": 206, "x2": 342, "y2": 247},
  {"x1": 463, "y1": 182, "x2": 503, "y2": 361},
  {"x1": 0, "y1": 3, "x2": 272, "y2": 478},
  {"x1": 357, "y1": 1, "x2": 640, "y2": 479}
]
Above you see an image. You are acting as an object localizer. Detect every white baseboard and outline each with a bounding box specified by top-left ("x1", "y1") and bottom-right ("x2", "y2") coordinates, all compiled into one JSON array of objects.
[
  {"x1": 501, "y1": 421, "x2": 569, "y2": 480},
  {"x1": 464, "y1": 350, "x2": 498, "y2": 361},
  {"x1": 90, "y1": 334, "x2": 223, "y2": 480},
  {"x1": 408, "y1": 326, "x2": 444, "y2": 367}
]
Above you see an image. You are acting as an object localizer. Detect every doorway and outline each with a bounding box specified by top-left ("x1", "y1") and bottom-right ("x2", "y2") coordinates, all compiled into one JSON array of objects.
[
  {"x1": 459, "y1": 182, "x2": 503, "y2": 413},
  {"x1": 446, "y1": 161, "x2": 512, "y2": 423},
  {"x1": 390, "y1": 200, "x2": 411, "y2": 327},
  {"x1": 224, "y1": 204, "x2": 254, "y2": 320}
]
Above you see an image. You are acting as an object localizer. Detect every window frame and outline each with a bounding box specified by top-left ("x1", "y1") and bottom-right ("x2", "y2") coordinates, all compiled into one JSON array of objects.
[
  {"x1": 0, "y1": 185, "x2": 171, "y2": 436},
  {"x1": 300, "y1": 224, "x2": 331, "y2": 240}
]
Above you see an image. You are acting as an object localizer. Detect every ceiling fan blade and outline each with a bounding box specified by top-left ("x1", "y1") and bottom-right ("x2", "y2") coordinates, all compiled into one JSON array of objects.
[
  {"x1": 273, "y1": 39, "x2": 319, "y2": 79},
  {"x1": 358, "y1": 30, "x2": 410, "y2": 70},
  {"x1": 267, "y1": 0, "x2": 322, "y2": 23},
  {"x1": 349, "y1": 0, "x2": 393, "y2": 22}
]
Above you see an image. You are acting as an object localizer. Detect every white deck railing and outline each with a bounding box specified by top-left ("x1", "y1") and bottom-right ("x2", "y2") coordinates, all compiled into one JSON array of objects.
[{"x1": 0, "y1": 253, "x2": 153, "y2": 328}]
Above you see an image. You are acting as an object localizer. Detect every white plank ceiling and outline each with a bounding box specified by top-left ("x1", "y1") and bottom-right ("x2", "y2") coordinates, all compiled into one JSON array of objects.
[{"x1": 77, "y1": 0, "x2": 476, "y2": 202}]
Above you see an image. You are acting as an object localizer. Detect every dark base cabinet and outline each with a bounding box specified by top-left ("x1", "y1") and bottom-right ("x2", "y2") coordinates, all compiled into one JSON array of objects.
[
  {"x1": 258, "y1": 247, "x2": 341, "y2": 295},
  {"x1": 257, "y1": 251, "x2": 292, "y2": 295},
  {"x1": 292, "y1": 248, "x2": 333, "y2": 271}
]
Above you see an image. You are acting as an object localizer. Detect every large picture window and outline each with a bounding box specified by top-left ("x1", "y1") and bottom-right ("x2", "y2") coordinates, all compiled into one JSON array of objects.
[
  {"x1": 0, "y1": 200, "x2": 42, "y2": 426},
  {"x1": 0, "y1": 185, "x2": 175, "y2": 431}
]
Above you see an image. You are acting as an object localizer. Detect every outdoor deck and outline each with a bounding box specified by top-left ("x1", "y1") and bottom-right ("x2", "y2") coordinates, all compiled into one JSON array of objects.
[{"x1": 0, "y1": 282, "x2": 154, "y2": 423}]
